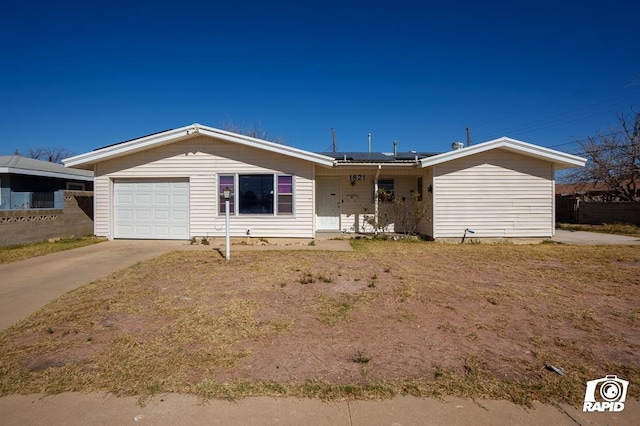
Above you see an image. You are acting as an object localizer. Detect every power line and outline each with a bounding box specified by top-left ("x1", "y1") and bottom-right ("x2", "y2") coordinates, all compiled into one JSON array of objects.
[{"x1": 474, "y1": 99, "x2": 636, "y2": 142}]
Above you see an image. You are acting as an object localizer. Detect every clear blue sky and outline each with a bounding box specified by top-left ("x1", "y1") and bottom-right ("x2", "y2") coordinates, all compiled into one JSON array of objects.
[{"x1": 1, "y1": 1, "x2": 638, "y2": 158}]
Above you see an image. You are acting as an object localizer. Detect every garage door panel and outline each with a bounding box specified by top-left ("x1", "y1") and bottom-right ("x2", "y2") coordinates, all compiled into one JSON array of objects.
[
  {"x1": 173, "y1": 182, "x2": 188, "y2": 190},
  {"x1": 136, "y1": 194, "x2": 151, "y2": 204},
  {"x1": 173, "y1": 210, "x2": 188, "y2": 220},
  {"x1": 154, "y1": 194, "x2": 170, "y2": 204},
  {"x1": 154, "y1": 210, "x2": 170, "y2": 220},
  {"x1": 173, "y1": 194, "x2": 188, "y2": 205},
  {"x1": 116, "y1": 209, "x2": 134, "y2": 220},
  {"x1": 135, "y1": 209, "x2": 151, "y2": 220},
  {"x1": 114, "y1": 179, "x2": 189, "y2": 240},
  {"x1": 152, "y1": 226, "x2": 170, "y2": 237}
]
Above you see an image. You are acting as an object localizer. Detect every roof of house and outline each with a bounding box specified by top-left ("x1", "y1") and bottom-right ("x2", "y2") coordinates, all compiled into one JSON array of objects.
[
  {"x1": 419, "y1": 136, "x2": 586, "y2": 170},
  {"x1": 556, "y1": 181, "x2": 618, "y2": 195},
  {"x1": 0, "y1": 155, "x2": 94, "y2": 181},
  {"x1": 63, "y1": 123, "x2": 336, "y2": 169},
  {"x1": 62, "y1": 124, "x2": 586, "y2": 172}
]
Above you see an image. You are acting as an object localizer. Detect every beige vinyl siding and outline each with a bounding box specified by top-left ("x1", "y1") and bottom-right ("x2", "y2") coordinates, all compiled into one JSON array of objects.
[
  {"x1": 432, "y1": 149, "x2": 554, "y2": 238},
  {"x1": 93, "y1": 173, "x2": 111, "y2": 237},
  {"x1": 94, "y1": 135, "x2": 315, "y2": 238}
]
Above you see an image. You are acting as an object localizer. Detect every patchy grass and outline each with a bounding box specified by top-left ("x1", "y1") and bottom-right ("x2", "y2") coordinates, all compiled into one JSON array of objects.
[
  {"x1": 0, "y1": 236, "x2": 105, "y2": 264},
  {"x1": 0, "y1": 241, "x2": 639, "y2": 407},
  {"x1": 557, "y1": 222, "x2": 640, "y2": 238}
]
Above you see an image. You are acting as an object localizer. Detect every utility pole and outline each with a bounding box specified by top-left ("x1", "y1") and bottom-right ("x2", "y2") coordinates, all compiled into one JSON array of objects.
[{"x1": 332, "y1": 128, "x2": 336, "y2": 152}]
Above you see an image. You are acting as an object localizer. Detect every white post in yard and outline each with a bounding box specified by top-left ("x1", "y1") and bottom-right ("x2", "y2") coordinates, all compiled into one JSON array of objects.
[
  {"x1": 225, "y1": 199, "x2": 230, "y2": 261},
  {"x1": 223, "y1": 188, "x2": 231, "y2": 261},
  {"x1": 374, "y1": 165, "x2": 381, "y2": 235}
]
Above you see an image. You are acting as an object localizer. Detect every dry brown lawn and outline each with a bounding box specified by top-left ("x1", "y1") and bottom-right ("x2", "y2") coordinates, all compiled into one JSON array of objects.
[{"x1": 1, "y1": 240, "x2": 638, "y2": 406}]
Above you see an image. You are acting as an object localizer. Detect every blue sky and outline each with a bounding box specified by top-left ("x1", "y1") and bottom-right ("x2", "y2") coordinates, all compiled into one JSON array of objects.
[{"x1": 1, "y1": 1, "x2": 638, "y2": 158}]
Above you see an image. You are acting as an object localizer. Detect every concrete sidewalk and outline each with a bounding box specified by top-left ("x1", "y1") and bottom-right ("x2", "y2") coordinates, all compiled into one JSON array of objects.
[
  {"x1": 0, "y1": 393, "x2": 637, "y2": 425},
  {"x1": 552, "y1": 229, "x2": 640, "y2": 245},
  {"x1": 0, "y1": 240, "x2": 187, "y2": 330}
]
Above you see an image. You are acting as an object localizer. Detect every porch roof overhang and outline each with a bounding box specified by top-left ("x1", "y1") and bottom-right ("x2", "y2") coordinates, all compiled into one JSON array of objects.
[{"x1": 332, "y1": 161, "x2": 421, "y2": 168}]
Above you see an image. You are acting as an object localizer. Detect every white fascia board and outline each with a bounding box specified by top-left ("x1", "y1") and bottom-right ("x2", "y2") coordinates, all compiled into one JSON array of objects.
[
  {"x1": 0, "y1": 167, "x2": 94, "y2": 181},
  {"x1": 63, "y1": 123, "x2": 336, "y2": 169},
  {"x1": 196, "y1": 125, "x2": 335, "y2": 166},
  {"x1": 420, "y1": 137, "x2": 586, "y2": 169},
  {"x1": 63, "y1": 125, "x2": 198, "y2": 169}
]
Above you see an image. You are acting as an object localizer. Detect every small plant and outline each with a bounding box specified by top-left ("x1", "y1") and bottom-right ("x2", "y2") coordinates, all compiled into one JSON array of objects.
[
  {"x1": 383, "y1": 267, "x2": 391, "y2": 273},
  {"x1": 308, "y1": 240, "x2": 316, "y2": 246},
  {"x1": 259, "y1": 237, "x2": 269, "y2": 244},
  {"x1": 299, "y1": 272, "x2": 315, "y2": 284},
  {"x1": 318, "y1": 274, "x2": 333, "y2": 283},
  {"x1": 369, "y1": 272, "x2": 378, "y2": 288},
  {"x1": 352, "y1": 350, "x2": 371, "y2": 364},
  {"x1": 45, "y1": 327, "x2": 54, "y2": 334},
  {"x1": 540, "y1": 239, "x2": 562, "y2": 244},
  {"x1": 190, "y1": 236, "x2": 198, "y2": 245},
  {"x1": 201, "y1": 236, "x2": 210, "y2": 245}
]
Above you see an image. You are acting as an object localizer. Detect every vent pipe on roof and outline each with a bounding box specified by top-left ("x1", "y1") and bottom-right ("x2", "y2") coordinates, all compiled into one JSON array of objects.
[
  {"x1": 368, "y1": 132, "x2": 372, "y2": 153},
  {"x1": 451, "y1": 142, "x2": 464, "y2": 151},
  {"x1": 466, "y1": 127, "x2": 471, "y2": 146},
  {"x1": 393, "y1": 141, "x2": 397, "y2": 156}
]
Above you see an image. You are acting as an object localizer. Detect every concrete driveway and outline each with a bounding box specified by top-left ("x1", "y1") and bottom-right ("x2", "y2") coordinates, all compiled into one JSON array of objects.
[
  {"x1": 0, "y1": 240, "x2": 188, "y2": 330},
  {"x1": 552, "y1": 229, "x2": 640, "y2": 245}
]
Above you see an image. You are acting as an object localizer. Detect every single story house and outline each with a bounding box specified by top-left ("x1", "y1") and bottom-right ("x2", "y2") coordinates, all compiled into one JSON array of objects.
[
  {"x1": 1, "y1": 155, "x2": 94, "y2": 210},
  {"x1": 63, "y1": 123, "x2": 586, "y2": 240}
]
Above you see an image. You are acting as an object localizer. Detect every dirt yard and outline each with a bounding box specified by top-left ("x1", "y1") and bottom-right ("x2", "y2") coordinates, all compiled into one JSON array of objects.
[{"x1": 1, "y1": 240, "x2": 638, "y2": 405}]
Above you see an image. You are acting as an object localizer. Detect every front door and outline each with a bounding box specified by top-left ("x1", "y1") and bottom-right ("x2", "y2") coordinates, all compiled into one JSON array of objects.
[{"x1": 316, "y1": 178, "x2": 341, "y2": 231}]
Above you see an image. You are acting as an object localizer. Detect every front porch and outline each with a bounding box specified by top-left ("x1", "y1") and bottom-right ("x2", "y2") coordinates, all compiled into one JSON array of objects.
[{"x1": 315, "y1": 167, "x2": 433, "y2": 237}]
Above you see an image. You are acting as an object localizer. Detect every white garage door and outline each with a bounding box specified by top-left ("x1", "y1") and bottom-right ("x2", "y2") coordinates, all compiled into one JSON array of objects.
[{"x1": 114, "y1": 179, "x2": 189, "y2": 239}]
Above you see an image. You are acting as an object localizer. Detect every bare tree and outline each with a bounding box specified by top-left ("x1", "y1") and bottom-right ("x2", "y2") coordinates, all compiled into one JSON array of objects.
[
  {"x1": 219, "y1": 118, "x2": 286, "y2": 144},
  {"x1": 570, "y1": 110, "x2": 640, "y2": 201},
  {"x1": 16, "y1": 147, "x2": 75, "y2": 164}
]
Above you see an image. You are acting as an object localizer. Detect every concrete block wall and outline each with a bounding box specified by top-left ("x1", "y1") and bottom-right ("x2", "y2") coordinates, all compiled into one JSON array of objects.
[
  {"x1": 579, "y1": 202, "x2": 640, "y2": 225},
  {"x1": 0, "y1": 191, "x2": 94, "y2": 247}
]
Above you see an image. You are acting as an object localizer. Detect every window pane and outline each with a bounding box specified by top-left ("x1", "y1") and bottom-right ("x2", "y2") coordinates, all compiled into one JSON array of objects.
[
  {"x1": 219, "y1": 175, "x2": 234, "y2": 214},
  {"x1": 278, "y1": 195, "x2": 293, "y2": 214},
  {"x1": 377, "y1": 179, "x2": 394, "y2": 202},
  {"x1": 239, "y1": 175, "x2": 274, "y2": 214},
  {"x1": 277, "y1": 175, "x2": 293, "y2": 194}
]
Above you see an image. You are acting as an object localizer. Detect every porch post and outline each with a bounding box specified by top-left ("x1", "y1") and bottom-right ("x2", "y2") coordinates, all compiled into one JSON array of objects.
[{"x1": 374, "y1": 165, "x2": 381, "y2": 235}]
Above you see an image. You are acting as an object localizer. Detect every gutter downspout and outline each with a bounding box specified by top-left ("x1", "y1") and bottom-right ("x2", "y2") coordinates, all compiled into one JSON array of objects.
[{"x1": 374, "y1": 165, "x2": 382, "y2": 235}]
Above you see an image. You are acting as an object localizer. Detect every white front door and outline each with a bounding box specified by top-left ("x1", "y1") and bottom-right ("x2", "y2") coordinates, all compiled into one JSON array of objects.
[{"x1": 316, "y1": 178, "x2": 341, "y2": 231}]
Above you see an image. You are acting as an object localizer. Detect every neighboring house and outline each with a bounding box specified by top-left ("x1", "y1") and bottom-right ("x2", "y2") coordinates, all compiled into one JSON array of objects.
[
  {"x1": 63, "y1": 123, "x2": 585, "y2": 240},
  {"x1": 556, "y1": 182, "x2": 628, "y2": 202},
  {"x1": 0, "y1": 156, "x2": 94, "y2": 210}
]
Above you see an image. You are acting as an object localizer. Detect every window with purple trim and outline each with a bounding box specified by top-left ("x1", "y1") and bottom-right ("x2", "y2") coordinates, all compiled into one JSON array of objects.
[
  {"x1": 219, "y1": 175, "x2": 235, "y2": 214},
  {"x1": 277, "y1": 175, "x2": 293, "y2": 214},
  {"x1": 219, "y1": 174, "x2": 294, "y2": 215}
]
